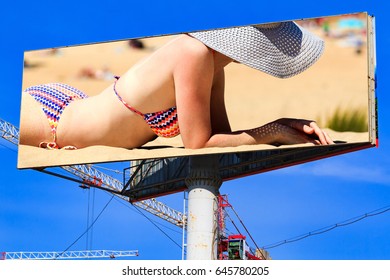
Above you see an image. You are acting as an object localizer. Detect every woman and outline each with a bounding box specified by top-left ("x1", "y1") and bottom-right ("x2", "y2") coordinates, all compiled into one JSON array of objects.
[{"x1": 19, "y1": 21, "x2": 333, "y2": 150}]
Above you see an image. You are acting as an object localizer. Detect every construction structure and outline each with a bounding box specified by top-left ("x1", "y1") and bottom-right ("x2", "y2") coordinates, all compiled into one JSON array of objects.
[
  {"x1": 217, "y1": 195, "x2": 265, "y2": 260},
  {"x1": 1, "y1": 250, "x2": 138, "y2": 260}
]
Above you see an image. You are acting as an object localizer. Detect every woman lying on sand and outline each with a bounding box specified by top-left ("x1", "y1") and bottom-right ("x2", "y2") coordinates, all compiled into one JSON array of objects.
[{"x1": 19, "y1": 21, "x2": 333, "y2": 150}]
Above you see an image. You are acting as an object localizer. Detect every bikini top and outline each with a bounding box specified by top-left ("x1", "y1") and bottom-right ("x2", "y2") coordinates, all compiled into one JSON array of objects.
[{"x1": 113, "y1": 77, "x2": 180, "y2": 138}]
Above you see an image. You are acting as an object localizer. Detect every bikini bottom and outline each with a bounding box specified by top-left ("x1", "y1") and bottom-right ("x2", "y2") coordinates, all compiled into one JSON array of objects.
[{"x1": 25, "y1": 83, "x2": 88, "y2": 149}]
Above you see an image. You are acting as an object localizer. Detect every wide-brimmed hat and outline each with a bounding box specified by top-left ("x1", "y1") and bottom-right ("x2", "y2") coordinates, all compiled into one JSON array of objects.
[{"x1": 189, "y1": 21, "x2": 324, "y2": 78}]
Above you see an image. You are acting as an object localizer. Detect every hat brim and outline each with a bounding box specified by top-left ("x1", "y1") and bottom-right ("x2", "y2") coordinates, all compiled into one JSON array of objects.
[{"x1": 189, "y1": 21, "x2": 324, "y2": 79}]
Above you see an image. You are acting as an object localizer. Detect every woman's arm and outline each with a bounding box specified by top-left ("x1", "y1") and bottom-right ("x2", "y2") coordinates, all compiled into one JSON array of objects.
[
  {"x1": 204, "y1": 118, "x2": 333, "y2": 148},
  {"x1": 174, "y1": 38, "x2": 215, "y2": 149},
  {"x1": 174, "y1": 36, "x2": 333, "y2": 149}
]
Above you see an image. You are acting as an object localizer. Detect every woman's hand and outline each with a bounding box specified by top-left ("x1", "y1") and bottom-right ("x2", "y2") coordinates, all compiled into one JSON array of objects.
[{"x1": 249, "y1": 118, "x2": 334, "y2": 146}]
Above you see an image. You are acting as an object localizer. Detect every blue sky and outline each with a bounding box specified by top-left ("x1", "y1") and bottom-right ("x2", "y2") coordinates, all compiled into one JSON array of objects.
[{"x1": 1, "y1": 0, "x2": 390, "y2": 260}]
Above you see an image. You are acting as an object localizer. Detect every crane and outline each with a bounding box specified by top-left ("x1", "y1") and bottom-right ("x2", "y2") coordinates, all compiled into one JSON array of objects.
[
  {"x1": 0, "y1": 117, "x2": 186, "y2": 227},
  {"x1": 217, "y1": 194, "x2": 271, "y2": 260},
  {"x1": 1, "y1": 250, "x2": 138, "y2": 260}
]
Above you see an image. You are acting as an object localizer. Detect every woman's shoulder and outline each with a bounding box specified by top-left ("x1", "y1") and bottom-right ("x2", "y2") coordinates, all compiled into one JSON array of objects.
[
  {"x1": 165, "y1": 35, "x2": 213, "y2": 73},
  {"x1": 176, "y1": 34, "x2": 211, "y2": 57}
]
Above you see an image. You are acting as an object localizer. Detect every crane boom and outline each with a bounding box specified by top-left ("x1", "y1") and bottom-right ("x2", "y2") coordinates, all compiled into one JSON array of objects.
[
  {"x1": 1, "y1": 250, "x2": 138, "y2": 260},
  {"x1": 63, "y1": 165, "x2": 186, "y2": 226},
  {"x1": 0, "y1": 118, "x2": 19, "y2": 146},
  {"x1": 0, "y1": 117, "x2": 185, "y2": 227}
]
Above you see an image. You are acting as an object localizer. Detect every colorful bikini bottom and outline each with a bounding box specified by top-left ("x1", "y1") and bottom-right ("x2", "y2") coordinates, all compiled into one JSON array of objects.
[{"x1": 25, "y1": 83, "x2": 88, "y2": 149}]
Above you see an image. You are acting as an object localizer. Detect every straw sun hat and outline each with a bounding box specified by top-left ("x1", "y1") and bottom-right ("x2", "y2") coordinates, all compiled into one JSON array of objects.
[{"x1": 189, "y1": 21, "x2": 324, "y2": 78}]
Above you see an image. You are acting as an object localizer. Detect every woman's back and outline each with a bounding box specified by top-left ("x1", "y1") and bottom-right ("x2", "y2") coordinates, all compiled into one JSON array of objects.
[{"x1": 55, "y1": 35, "x2": 193, "y2": 148}]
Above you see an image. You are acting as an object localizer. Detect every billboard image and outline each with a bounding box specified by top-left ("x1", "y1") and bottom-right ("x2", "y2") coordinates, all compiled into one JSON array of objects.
[{"x1": 18, "y1": 12, "x2": 376, "y2": 169}]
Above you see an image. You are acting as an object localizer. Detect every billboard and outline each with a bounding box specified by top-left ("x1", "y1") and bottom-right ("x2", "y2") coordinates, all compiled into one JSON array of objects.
[{"x1": 18, "y1": 12, "x2": 377, "y2": 169}]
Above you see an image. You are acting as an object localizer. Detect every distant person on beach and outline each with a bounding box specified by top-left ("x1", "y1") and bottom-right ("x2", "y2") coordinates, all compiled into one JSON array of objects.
[
  {"x1": 19, "y1": 21, "x2": 333, "y2": 150},
  {"x1": 78, "y1": 66, "x2": 114, "y2": 81},
  {"x1": 128, "y1": 39, "x2": 145, "y2": 49}
]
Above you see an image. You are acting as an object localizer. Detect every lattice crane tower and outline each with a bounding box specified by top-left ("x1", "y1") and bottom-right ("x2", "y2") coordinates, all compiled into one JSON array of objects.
[{"x1": 0, "y1": 117, "x2": 186, "y2": 227}]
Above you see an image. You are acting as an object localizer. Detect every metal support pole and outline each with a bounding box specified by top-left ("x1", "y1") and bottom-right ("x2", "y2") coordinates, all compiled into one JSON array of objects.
[
  {"x1": 182, "y1": 191, "x2": 187, "y2": 260},
  {"x1": 185, "y1": 155, "x2": 221, "y2": 260}
]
